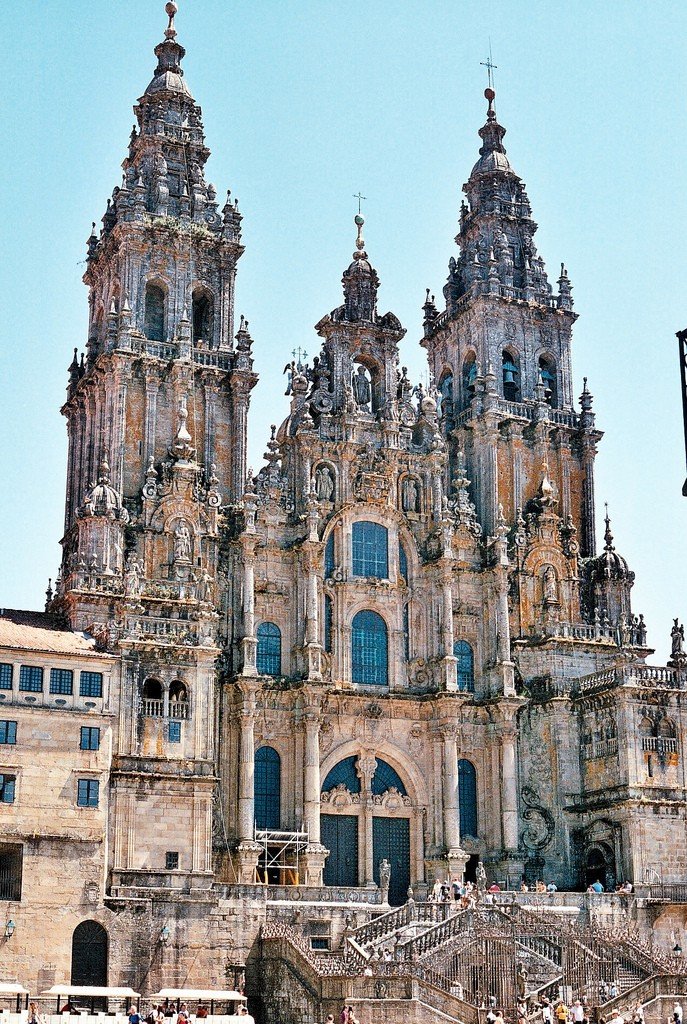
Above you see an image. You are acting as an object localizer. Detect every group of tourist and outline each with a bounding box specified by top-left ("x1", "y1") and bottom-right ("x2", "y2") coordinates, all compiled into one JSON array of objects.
[{"x1": 127, "y1": 1007, "x2": 253, "y2": 1024}]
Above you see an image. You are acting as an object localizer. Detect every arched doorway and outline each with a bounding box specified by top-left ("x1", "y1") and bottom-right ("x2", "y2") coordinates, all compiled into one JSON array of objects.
[
  {"x1": 71, "y1": 921, "x2": 108, "y2": 986},
  {"x1": 585, "y1": 844, "x2": 615, "y2": 891}
]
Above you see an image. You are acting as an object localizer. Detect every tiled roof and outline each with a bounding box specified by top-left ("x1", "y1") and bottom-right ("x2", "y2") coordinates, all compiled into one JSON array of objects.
[{"x1": 0, "y1": 609, "x2": 112, "y2": 659}]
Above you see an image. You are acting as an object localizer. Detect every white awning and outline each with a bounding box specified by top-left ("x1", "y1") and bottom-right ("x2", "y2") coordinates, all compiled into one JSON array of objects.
[
  {"x1": 149, "y1": 991, "x2": 246, "y2": 1002},
  {"x1": 0, "y1": 985, "x2": 29, "y2": 996},
  {"x1": 41, "y1": 988, "x2": 141, "y2": 999}
]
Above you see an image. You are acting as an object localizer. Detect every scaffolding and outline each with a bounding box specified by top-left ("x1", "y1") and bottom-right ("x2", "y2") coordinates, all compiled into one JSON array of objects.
[
  {"x1": 254, "y1": 826, "x2": 309, "y2": 885},
  {"x1": 679, "y1": 329, "x2": 687, "y2": 496}
]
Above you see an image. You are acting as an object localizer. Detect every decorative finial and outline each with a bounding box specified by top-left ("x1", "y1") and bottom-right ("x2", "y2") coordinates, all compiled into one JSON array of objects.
[
  {"x1": 165, "y1": 1, "x2": 178, "y2": 39},
  {"x1": 480, "y1": 44, "x2": 498, "y2": 120},
  {"x1": 604, "y1": 502, "x2": 614, "y2": 550},
  {"x1": 354, "y1": 213, "x2": 365, "y2": 252}
]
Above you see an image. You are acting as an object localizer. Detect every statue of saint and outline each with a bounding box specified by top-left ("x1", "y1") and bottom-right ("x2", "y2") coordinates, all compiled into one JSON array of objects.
[
  {"x1": 352, "y1": 365, "x2": 371, "y2": 409},
  {"x1": 379, "y1": 858, "x2": 391, "y2": 896},
  {"x1": 315, "y1": 465, "x2": 334, "y2": 502},
  {"x1": 516, "y1": 963, "x2": 529, "y2": 1000},
  {"x1": 543, "y1": 565, "x2": 558, "y2": 605},
  {"x1": 124, "y1": 556, "x2": 141, "y2": 598},
  {"x1": 671, "y1": 619, "x2": 685, "y2": 659},
  {"x1": 476, "y1": 860, "x2": 487, "y2": 893},
  {"x1": 174, "y1": 521, "x2": 192, "y2": 562},
  {"x1": 402, "y1": 476, "x2": 419, "y2": 513}
]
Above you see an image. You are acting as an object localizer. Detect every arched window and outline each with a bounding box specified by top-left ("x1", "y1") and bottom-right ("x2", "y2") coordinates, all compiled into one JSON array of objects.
[
  {"x1": 352, "y1": 522, "x2": 388, "y2": 578},
  {"x1": 372, "y1": 758, "x2": 407, "y2": 796},
  {"x1": 439, "y1": 372, "x2": 454, "y2": 429},
  {"x1": 322, "y1": 755, "x2": 361, "y2": 794},
  {"x1": 325, "y1": 533, "x2": 335, "y2": 577},
  {"x1": 502, "y1": 350, "x2": 520, "y2": 401},
  {"x1": 192, "y1": 288, "x2": 213, "y2": 346},
  {"x1": 458, "y1": 759, "x2": 478, "y2": 840},
  {"x1": 254, "y1": 746, "x2": 281, "y2": 829},
  {"x1": 352, "y1": 610, "x2": 388, "y2": 686},
  {"x1": 169, "y1": 680, "x2": 188, "y2": 719},
  {"x1": 324, "y1": 595, "x2": 333, "y2": 653},
  {"x1": 141, "y1": 678, "x2": 163, "y2": 717},
  {"x1": 539, "y1": 355, "x2": 557, "y2": 406},
  {"x1": 462, "y1": 353, "x2": 477, "y2": 407},
  {"x1": 256, "y1": 622, "x2": 282, "y2": 676},
  {"x1": 71, "y1": 921, "x2": 108, "y2": 986},
  {"x1": 454, "y1": 640, "x2": 475, "y2": 693},
  {"x1": 144, "y1": 283, "x2": 165, "y2": 341}
]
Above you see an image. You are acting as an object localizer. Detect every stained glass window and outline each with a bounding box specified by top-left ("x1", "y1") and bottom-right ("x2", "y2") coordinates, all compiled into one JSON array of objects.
[
  {"x1": 458, "y1": 759, "x2": 477, "y2": 839},
  {"x1": 352, "y1": 522, "x2": 388, "y2": 579},
  {"x1": 454, "y1": 640, "x2": 475, "y2": 692},
  {"x1": 322, "y1": 756, "x2": 361, "y2": 794},
  {"x1": 254, "y1": 746, "x2": 281, "y2": 829},
  {"x1": 257, "y1": 622, "x2": 282, "y2": 676},
  {"x1": 372, "y1": 758, "x2": 407, "y2": 796},
  {"x1": 352, "y1": 610, "x2": 388, "y2": 686}
]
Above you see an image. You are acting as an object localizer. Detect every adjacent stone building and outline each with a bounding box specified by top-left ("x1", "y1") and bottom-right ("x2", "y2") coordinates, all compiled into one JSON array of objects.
[{"x1": 1, "y1": 2, "x2": 687, "y2": 1010}]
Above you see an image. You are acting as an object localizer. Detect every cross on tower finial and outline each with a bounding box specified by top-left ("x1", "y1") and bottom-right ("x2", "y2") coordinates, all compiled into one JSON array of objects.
[
  {"x1": 292, "y1": 346, "x2": 307, "y2": 369},
  {"x1": 480, "y1": 42, "x2": 497, "y2": 91},
  {"x1": 353, "y1": 192, "x2": 367, "y2": 215}
]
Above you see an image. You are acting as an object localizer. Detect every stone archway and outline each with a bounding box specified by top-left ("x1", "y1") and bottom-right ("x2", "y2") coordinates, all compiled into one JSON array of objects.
[
  {"x1": 71, "y1": 920, "x2": 108, "y2": 987},
  {"x1": 585, "y1": 843, "x2": 615, "y2": 891}
]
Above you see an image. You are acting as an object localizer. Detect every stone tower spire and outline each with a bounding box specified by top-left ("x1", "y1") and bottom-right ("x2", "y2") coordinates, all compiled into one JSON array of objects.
[
  {"x1": 58, "y1": 0, "x2": 258, "y2": 631},
  {"x1": 421, "y1": 86, "x2": 601, "y2": 561}
]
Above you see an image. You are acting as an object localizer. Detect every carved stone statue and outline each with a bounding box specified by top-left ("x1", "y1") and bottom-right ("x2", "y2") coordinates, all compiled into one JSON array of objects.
[
  {"x1": 174, "y1": 521, "x2": 192, "y2": 562},
  {"x1": 476, "y1": 860, "x2": 487, "y2": 893},
  {"x1": 543, "y1": 565, "x2": 558, "y2": 605},
  {"x1": 671, "y1": 619, "x2": 685, "y2": 659},
  {"x1": 352, "y1": 365, "x2": 371, "y2": 409},
  {"x1": 402, "y1": 476, "x2": 419, "y2": 513},
  {"x1": 315, "y1": 465, "x2": 334, "y2": 502},
  {"x1": 516, "y1": 963, "x2": 529, "y2": 1000},
  {"x1": 379, "y1": 858, "x2": 391, "y2": 898},
  {"x1": 124, "y1": 556, "x2": 142, "y2": 598}
]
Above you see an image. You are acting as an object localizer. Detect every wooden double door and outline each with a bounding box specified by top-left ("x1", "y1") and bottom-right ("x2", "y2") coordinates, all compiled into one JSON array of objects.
[{"x1": 321, "y1": 814, "x2": 410, "y2": 906}]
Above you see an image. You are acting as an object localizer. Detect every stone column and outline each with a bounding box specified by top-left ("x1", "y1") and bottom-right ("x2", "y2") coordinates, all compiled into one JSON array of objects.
[
  {"x1": 442, "y1": 727, "x2": 468, "y2": 880},
  {"x1": 301, "y1": 704, "x2": 328, "y2": 886},
  {"x1": 143, "y1": 375, "x2": 159, "y2": 477},
  {"x1": 581, "y1": 437, "x2": 597, "y2": 558},
  {"x1": 235, "y1": 688, "x2": 261, "y2": 882},
  {"x1": 241, "y1": 545, "x2": 258, "y2": 675},
  {"x1": 500, "y1": 727, "x2": 519, "y2": 852},
  {"x1": 230, "y1": 380, "x2": 250, "y2": 504},
  {"x1": 357, "y1": 755, "x2": 377, "y2": 887},
  {"x1": 439, "y1": 574, "x2": 457, "y2": 692}
]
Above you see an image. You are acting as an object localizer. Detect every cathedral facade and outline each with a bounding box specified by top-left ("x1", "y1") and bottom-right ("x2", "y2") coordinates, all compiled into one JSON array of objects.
[{"x1": 1, "y1": 2, "x2": 687, "y2": 1005}]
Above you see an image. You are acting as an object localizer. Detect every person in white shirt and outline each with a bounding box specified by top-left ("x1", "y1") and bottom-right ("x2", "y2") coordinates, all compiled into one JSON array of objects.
[
  {"x1": 572, "y1": 1000, "x2": 585, "y2": 1023},
  {"x1": 673, "y1": 1003, "x2": 683, "y2": 1024},
  {"x1": 541, "y1": 999, "x2": 554, "y2": 1024}
]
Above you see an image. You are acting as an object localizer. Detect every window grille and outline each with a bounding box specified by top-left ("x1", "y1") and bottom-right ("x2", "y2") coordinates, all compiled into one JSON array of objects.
[
  {"x1": 79, "y1": 672, "x2": 103, "y2": 698},
  {"x1": 458, "y1": 759, "x2": 478, "y2": 839},
  {"x1": 372, "y1": 758, "x2": 407, "y2": 795},
  {"x1": 166, "y1": 851, "x2": 179, "y2": 870},
  {"x1": 19, "y1": 666, "x2": 43, "y2": 692},
  {"x1": 0, "y1": 664, "x2": 12, "y2": 690},
  {"x1": 168, "y1": 721, "x2": 182, "y2": 743},
  {"x1": 352, "y1": 610, "x2": 388, "y2": 686},
  {"x1": 254, "y1": 746, "x2": 281, "y2": 829},
  {"x1": 454, "y1": 640, "x2": 475, "y2": 692},
  {"x1": 322, "y1": 755, "x2": 361, "y2": 794},
  {"x1": 256, "y1": 622, "x2": 282, "y2": 676},
  {"x1": 50, "y1": 668, "x2": 73, "y2": 695},
  {"x1": 352, "y1": 522, "x2": 388, "y2": 579}
]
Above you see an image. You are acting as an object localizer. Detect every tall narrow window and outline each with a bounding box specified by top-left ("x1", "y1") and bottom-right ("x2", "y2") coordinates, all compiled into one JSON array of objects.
[
  {"x1": 254, "y1": 746, "x2": 281, "y2": 829},
  {"x1": 502, "y1": 351, "x2": 520, "y2": 401},
  {"x1": 403, "y1": 604, "x2": 410, "y2": 661},
  {"x1": 539, "y1": 355, "x2": 557, "y2": 406},
  {"x1": 399, "y1": 544, "x2": 408, "y2": 584},
  {"x1": 352, "y1": 610, "x2": 388, "y2": 686},
  {"x1": 352, "y1": 522, "x2": 388, "y2": 579},
  {"x1": 324, "y1": 534, "x2": 335, "y2": 577},
  {"x1": 462, "y1": 354, "x2": 477, "y2": 407},
  {"x1": 192, "y1": 289, "x2": 213, "y2": 346},
  {"x1": 454, "y1": 640, "x2": 475, "y2": 692},
  {"x1": 144, "y1": 284, "x2": 165, "y2": 341},
  {"x1": 0, "y1": 776, "x2": 15, "y2": 804},
  {"x1": 256, "y1": 622, "x2": 282, "y2": 676},
  {"x1": 458, "y1": 759, "x2": 477, "y2": 839},
  {"x1": 77, "y1": 779, "x2": 99, "y2": 807},
  {"x1": 0, "y1": 665, "x2": 13, "y2": 690},
  {"x1": 324, "y1": 595, "x2": 333, "y2": 653}
]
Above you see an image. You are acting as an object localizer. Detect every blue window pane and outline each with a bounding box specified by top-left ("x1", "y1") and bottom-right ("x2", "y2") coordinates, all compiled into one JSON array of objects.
[
  {"x1": 324, "y1": 595, "x2": 333, "y2": 653},
  {"x1": 19, "y1": 666, "x2": 43, "y2": 692},
  {"x1": 454, "y1": 640, "x2": 475, "y2": 693},
  {"x1": 322, "y1": 756, "x2": 361, "y2": 794},
  {"x1": 0, "y1": 722, "x2": 17, "y2": 745},
  {"x1": 254, "y1": 746, "x2": 281, "y2": 829},
  {"x1": 80, "y1": 672, "x2": 103, "y2": 697},
  {"x1": 0, "y1": 664, "x2": 12, "y2": 690},
  {"x1": 0, "y1": 775, "x2": 15, "y2": 804},
  {"x1": 458, "y1": 759, "x2": 477, "y2": 840},
  {"x1": 352, "y1": 610, "x2": 388, "y2": 686},
  {"x1": 256, "y1": 622, "x2": 282, "y2": 676},
  {"x1": 372, "y1": 758, "x2": 407, "y2": 796},
  {"x1": 325, "y1": 534, "x2": 335, "y2": 577},
  {"x1": 399, "y1": 544, "x2": 408, "y2": 584},
  {"x1": 403, "y1": 604, "x2": 410, "y2": 661},
  {"x1": 352, "y1": 522, "x2": 388, "y2": 579},
  {"x1": 168, "y1": 721, "x2": 181, "y2": 743},
  {"x1": 50, "y1": 668, "x2": 73, "y2": 695},
  {"x1": 77, "y1": 779, "x2": 99, "y2": 807},
  {"x1": 80, "y1": 727, "x2": 100, "y2": 751}
]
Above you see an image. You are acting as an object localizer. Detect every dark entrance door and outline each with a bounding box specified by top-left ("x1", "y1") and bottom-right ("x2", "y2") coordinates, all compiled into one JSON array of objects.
[
  {"x1": 321, "y1": 814, "x2": 358, "y2": 888},
  {"x1": 373, "y1": 816, "x2": 410, "y2": 906},
  {"x1": 71, "y1": 920, "x2": 108, "y2": 986}
]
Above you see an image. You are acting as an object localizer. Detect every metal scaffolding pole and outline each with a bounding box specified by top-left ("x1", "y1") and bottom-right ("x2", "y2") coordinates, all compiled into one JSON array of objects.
[{"x1": 678, "y1": 329, "x2": 687, "y2": 496}]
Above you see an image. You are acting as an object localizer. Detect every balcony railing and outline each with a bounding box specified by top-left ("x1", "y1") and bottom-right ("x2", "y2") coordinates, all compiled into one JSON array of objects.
[
  {"x1": 169, "y1": 700, "x2": 189, "y2": 719},
  {"x1": 142, "y1": 698, "x2": 164, "y2": 717},
  {"x1": 641, "y1": 736, "x2": 678, "y2": 754}
]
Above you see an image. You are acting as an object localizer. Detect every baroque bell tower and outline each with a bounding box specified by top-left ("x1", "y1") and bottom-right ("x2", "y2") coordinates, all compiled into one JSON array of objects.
[{"x1": 54, "y1": 2, "x2": 257, "y2": 890}]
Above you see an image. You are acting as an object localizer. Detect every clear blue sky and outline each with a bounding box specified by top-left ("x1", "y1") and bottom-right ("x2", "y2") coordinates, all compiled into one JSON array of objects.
[{"x1": 2, "y1": 1, "x2": 685, "y2": 662}]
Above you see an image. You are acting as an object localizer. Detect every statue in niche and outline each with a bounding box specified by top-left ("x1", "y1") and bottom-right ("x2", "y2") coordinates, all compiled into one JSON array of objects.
[
  {"x1": 174, "y1": 521, "x2": 192, "y2": 562},
  {"x1": 352, "y1": 365, "x2": 371, "y2": 409},
  {"x1": 124, "y1": 556, "x2": 142, "y2": 598},
  {"x1": 402, "y1": 476, "x2": 419, "y2": 513},
  {"x1": 543, "y1": 565, "x2": 559, "y2": 605},
  {"x1": 379, "y1": 858, "x2": 391, "y2": 896},
  {"x1": 315, "y1": 465, "x2": 334, "y2": 502}
]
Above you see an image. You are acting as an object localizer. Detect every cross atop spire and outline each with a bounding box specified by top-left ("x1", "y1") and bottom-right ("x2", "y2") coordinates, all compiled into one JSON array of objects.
[
  {"x1": 480, "y1": 47, "x2": 498, "y2": 91},
  {"x1": 353, "y1": 192, "x2": 367, "y2": 215}
]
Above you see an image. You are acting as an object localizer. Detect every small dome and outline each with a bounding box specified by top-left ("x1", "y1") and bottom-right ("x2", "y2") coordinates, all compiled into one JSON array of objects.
[
  {"x1": 470, "y1": 149, "x2": 512, "y2": 176},
  {"x1": 145, "y1": 70, "x2": 192, "y2": 97}
]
